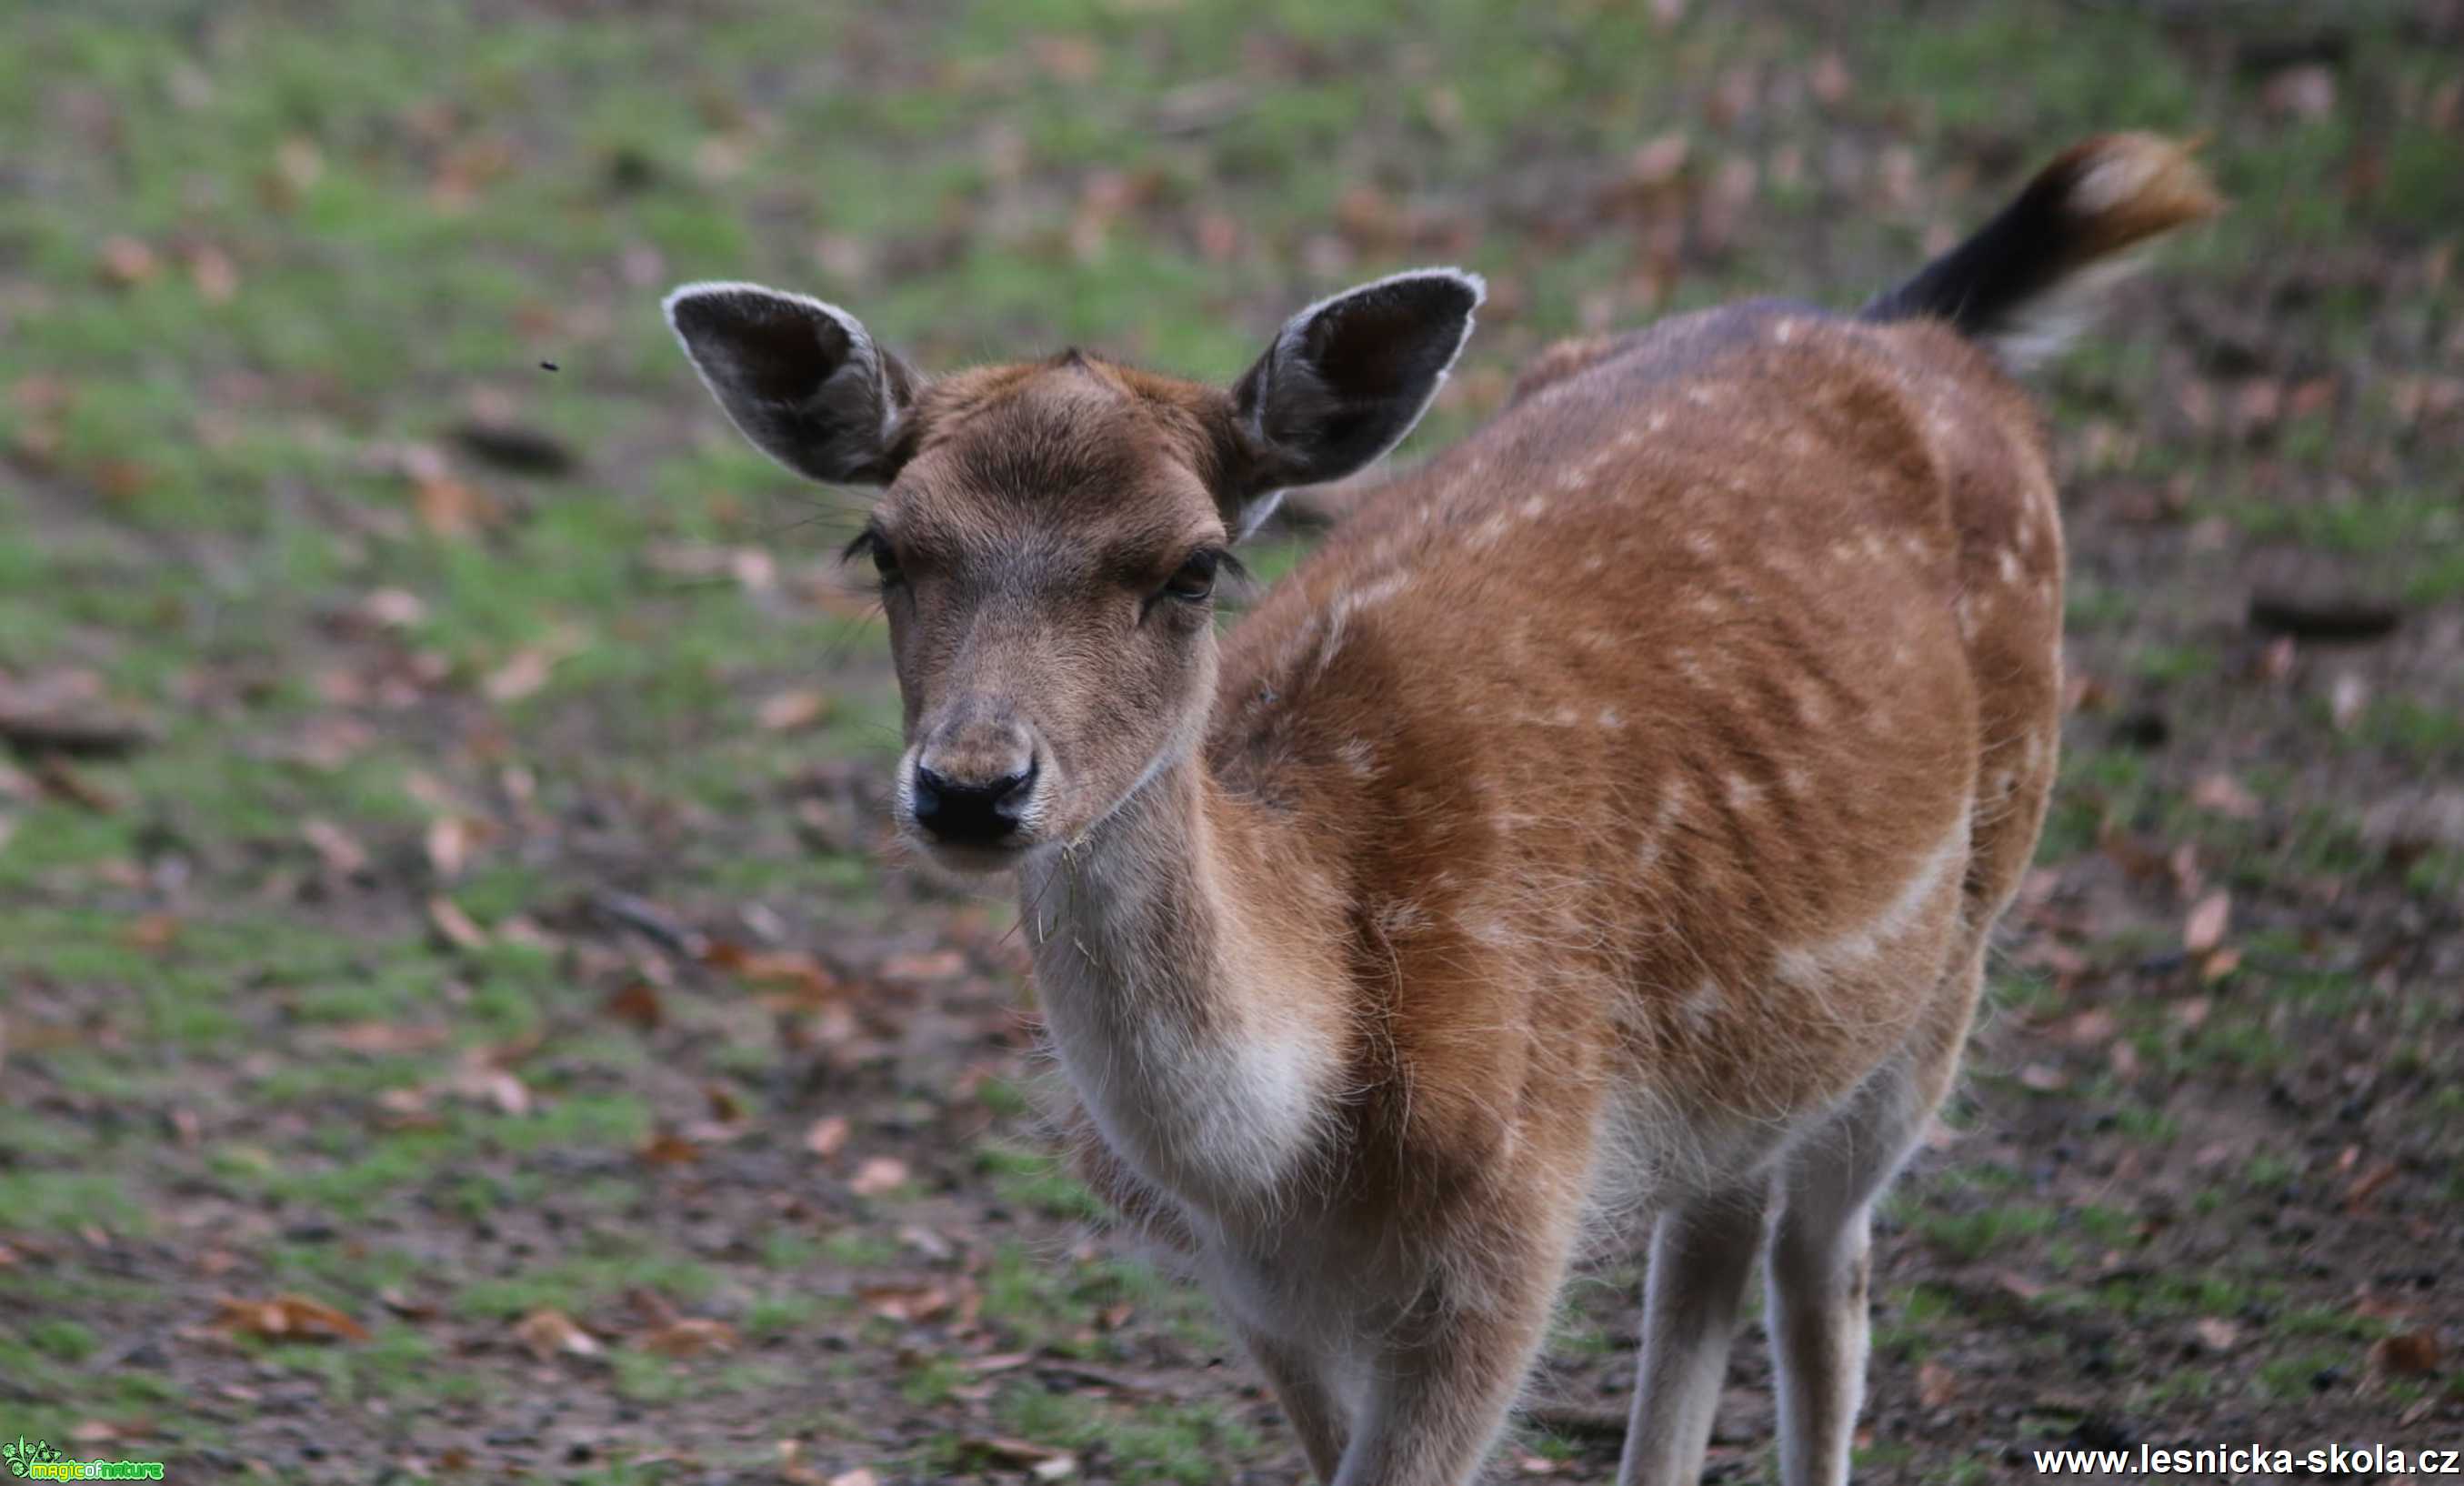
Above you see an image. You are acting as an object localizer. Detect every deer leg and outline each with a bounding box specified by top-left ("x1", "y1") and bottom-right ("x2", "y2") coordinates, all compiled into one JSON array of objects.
[
  {"x1": 1331, "y1": 1224, "x2": 1573, "y2": 1486},
  {"x1": 1615, "y1": 1186, "x2": 1768, "y2": 1486},
  {"x1": 1767, "y1": 1031, "x2": 1956, "y2": 1486},
  {"x1": 1242, "y1": 1327, "x2": 1350, "y2": 1483}
]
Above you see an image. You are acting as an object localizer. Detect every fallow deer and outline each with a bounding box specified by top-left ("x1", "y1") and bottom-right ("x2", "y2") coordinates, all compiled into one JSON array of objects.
[{"x1": 665, "y1": 134, "x2": 2218, "y2": 1485}]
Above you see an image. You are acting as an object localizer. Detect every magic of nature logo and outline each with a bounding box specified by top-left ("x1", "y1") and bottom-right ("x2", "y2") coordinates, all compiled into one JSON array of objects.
[{"x1": 4, "y1": 1438, "x2": 165, "y2": 1481}]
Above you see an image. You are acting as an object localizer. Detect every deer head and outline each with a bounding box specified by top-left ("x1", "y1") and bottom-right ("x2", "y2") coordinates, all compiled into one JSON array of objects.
[{"x1": 666, "y1": 271, "x2": 1482, "y2": 871}]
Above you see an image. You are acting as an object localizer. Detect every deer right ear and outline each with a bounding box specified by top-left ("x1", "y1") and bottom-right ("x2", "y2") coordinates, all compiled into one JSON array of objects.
[
  {"x1": 1220, "y1": 268, "x2": 1483, "y2": 533},
  {"x1": 664, "y1": 282, "x2": 921, "y2": 485}
]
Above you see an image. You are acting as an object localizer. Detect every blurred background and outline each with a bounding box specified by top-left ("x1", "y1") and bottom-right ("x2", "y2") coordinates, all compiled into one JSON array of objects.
[{"x1": 2, "y1": 0, "x2": 2459, "y2": 1480}]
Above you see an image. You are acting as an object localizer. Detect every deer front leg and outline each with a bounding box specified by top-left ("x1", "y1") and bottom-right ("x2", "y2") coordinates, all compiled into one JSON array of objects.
[
  {"x1": 1330, "y1": 1224, "x2": 1572, "y2": 1486},
  {"x1": 1241, "y1": 1327, "x2": 1350, "y2": 1483}
]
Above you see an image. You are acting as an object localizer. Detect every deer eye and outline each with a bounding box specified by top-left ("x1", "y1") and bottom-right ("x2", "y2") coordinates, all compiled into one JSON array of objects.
[
  {"x1": 844, "y1": 528, "x2": 903, "y2": 587},
  {"x1": 1163, "y1": 549, "x2": 1218, "y2": 603}
]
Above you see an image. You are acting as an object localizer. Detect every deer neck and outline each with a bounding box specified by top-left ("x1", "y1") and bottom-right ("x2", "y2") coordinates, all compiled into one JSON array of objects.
[{"x1": 1018, "y1": 750, "x2": 1349, "y2": 1216}]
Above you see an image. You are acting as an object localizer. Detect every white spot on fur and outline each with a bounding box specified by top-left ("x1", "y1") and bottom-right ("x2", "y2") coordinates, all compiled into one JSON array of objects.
[
  {"x1": 1773, "y1": 817, "x2": 1968, "y2": 989},
  {"x1": 1679, "y1": 979, "x2": 1723, "y2": 1030}
]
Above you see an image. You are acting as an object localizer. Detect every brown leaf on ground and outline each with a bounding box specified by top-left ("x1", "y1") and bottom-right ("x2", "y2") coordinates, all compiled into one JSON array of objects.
[
  {"x1": 638, "y1": 1127, "x2": 701, "y2": 1166},
  {"x1": 825, "y1": 1470, "x2": 878, "y2": 1486},
  {"x1": 317, "y1": 1021, "x2": 452, "y2": 1056},
  {"x1": 757, "y1": 688, "x2": 830, "y2": 732},
  {"x1": 2343, "y1": 1160, "x2": 2399, "y2": 1210},
  {"x1": 300, "y1": 818, "x2": 370, "y2": 876},
  {"x1": 806, "y1": 1116, "x2": 850, "y2": 1158},
  {"x1": 849, "y1": 1156, "x2": 910, "y2": 1196},
  {"x1": 2193, "y1": 1317, "x2": 2241, "y2": 1352},
  {"x1": 186, "y1": 243, "x2": 239, "y2": 303},
  {"x1": 414, "y1": 473, "x2": 493, "y2": 540},
  {"x1": 2059, "y1": 1009, "x2": 2117, "y2": 1046},
  {"x1": 2017, "y1": 1063, "x2": 2068, "y2": 1092},
  {"x1": 1916, "y1": 1359, "x2": 1959, "y2": 1408},
  {"x1": 427, "y1": 896, "x2": 489, "y2": 951},
  {"x1": 2182, "y1": 891, "x2": 2231, "y2": 954},
  {"x1": 98, "y1": 235, "x2": 158, "y2": 286},
  {"x1": 483, "y1": 648, "x2": 556, "y2": 703},
  {"x1": 639, "y1": 1318, "x2": 739, "y2": 1357},
  {"x1": 706, "y1": 943, "x2": 842, "y2": 1002},
  {"x1": 513, "y1": 1308, "x2": 601, "y2": 1360},
  {"x1": 215, "y1": 1293, "x2": 370, "y2": 1343},
  {"x1": 602, "y1": 982, "x2": 663, "y2": 1031},
  {"x1": 426, "y1": 815, "x2": 474, "y2": 879},
  {"x1": 2189, "y1": 773, "x2": 2260, "y2": 821},
  {"x1": 123, "y1": 912, "x2": 181, "y2": 952},
  {"x1": 856, "y1": 1282, "x2": 955, "y2": 1323},
  {"x1": 2369, "y1": 1331, "x2": 2441, "y2": 1376}
]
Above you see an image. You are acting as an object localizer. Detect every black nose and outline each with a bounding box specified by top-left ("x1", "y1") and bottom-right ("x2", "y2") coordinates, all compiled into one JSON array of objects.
[{"x1": 912, "y1": 760, "x2": 1036, "y2": 845}]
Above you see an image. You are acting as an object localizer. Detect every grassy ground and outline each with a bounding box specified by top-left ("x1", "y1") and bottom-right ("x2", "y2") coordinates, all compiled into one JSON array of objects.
[{"x1": 3, "y1": 0, "x2": 2459, "y2": 1481}]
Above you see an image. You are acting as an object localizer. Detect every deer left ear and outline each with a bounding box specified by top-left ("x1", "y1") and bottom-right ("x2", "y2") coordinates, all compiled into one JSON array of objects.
[
  {"x1": 664, "y1": 281, "x2": 921, "y2": 485},
  {"x1": 1222, "y1": 268, "x2": 1483, "y2": 530}
]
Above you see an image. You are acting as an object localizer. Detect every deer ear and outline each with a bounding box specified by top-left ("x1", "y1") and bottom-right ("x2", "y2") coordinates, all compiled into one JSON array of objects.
[
  {"x1": 663, "y1": 281, "x2": 921, "y2": 485},
  {"x1": 1224, "y1": 268, "x2": 1483, "y2": 527}
]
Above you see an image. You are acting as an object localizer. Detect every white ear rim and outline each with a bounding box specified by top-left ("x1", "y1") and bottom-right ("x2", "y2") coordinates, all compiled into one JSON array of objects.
[
  {"x1": 660, "y1": 279, "x2": 903, "y2": 453},
  {"x1": 1245, "y1": 266, "x2": 1487, "y2": 468}
]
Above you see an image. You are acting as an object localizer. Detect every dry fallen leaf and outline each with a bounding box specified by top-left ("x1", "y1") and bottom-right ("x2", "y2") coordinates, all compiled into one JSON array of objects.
[
  {"x1": 2370, "y1": 1330, "x2": 2441, "y2": 1376},
  {"x1": 426, "y1": 815, "x2": 472, "y2": 879},
  {"x1": 640, "y1": 1318, "x2": 739, "y2": 1357},
  {"x1": 2060, "y1": 1009, "x2": 2117, "y2": 1047},
  {"x1": 98, "y1": 235, "x2": 158, "y2": 286},
  {"x1": 1916, "y1": 1359, "x2": 1958, "y2": 1408},
  {"x1": 806, "y1": 1116, "x2": 850, "y2": 1158},
  {"x1": 707, "y1": 944, "x2": 842, "y2": 1002},
  {"x1": 483, "y1": 648, "x2": 556, "y2": 703},
  {"x1": 856, "y1": 1282, "x2": 955, "y2": 1323},
  {"x1": 2189, "y1": 773, "x2": 2260, "y2": 821},
  {"x1": 427, "y1": 896, "x2": 489, "y2": 951},
  {"x1": 318, "y1": 1021, "x2": 452, "y2": 1056},
  {"x1": 186, "y1": 243, "x2": 239, "y2": 303},
  {"x1": 300, "y1": 818, "x2": 369, "y2": 876},
  {"x1": 961, "y1": 1435, "x2": 1075, "y2": 1471},
  {"x1": 603, "y1": 982, "x2": 663, "y2": 1031},
  {"x1": 2344, "y1": 1160, "x2": 2400, "y2": 1209},
  {"x1": 2182, "y1": 891, "x2": 2230, "y2": 955},
  {"x1": 757, "y1": 688, "x2": 829, "y2": 732},
  {"x1": 123, "y1": 912, "x2": 181, "y2": 952},
  {"x1": 2017, "y1": 1063, "x2": 2068, "y2": 1092},
  {"x1": 826, "y1": 1470, "x2": 879, "y2": 1486},
  {"x1": 215, "y1": 1293, "x2": 370, "y2": 1343},
  {"x1": 514, "y1": 1308, "x2": 600, "y2": 1360},
  {"x1": 849, "y1": 1155, "x2": 910, "y2": 1196},
  {"x1": 2193, "y1": 1317, "x2": 2240, "y2": 1352},
  {"x1": 415, "y1": 473, "x2": 490, "y2": 540},
  {"x1": 638, "y1": 1128, "x2": 701, "y2": 1166}
]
